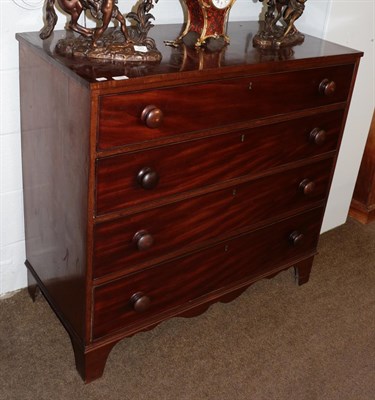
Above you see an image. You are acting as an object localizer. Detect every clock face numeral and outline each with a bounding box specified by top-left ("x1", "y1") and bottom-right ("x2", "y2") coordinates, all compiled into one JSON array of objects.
[{"x1": 212, "y1": 0, "x2": 231, "y2": 9}]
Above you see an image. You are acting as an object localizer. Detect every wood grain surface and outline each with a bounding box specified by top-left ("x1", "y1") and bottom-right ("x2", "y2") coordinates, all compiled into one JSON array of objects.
[
  {"x1": 93, "y1": 158, "x2": 333, "y2": 279},
  {"x1": 98, "y1": 65, "x2": 353, "y2": 149},
  {"x1": 92, "y1": 207, "x2": 324, "y2": 339}
]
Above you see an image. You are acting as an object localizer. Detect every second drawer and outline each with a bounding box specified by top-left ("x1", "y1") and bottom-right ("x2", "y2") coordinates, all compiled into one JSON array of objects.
[
  {"x1": 93, "y1": 158, "x2": 333, "y2": 278},
  {"x1": 96, "y1": 110, "x2": 343, "y2": 215}
]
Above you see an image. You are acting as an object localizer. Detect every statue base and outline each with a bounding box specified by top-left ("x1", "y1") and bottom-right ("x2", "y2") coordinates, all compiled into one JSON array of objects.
[
  {"x1": 253, "y1": 24, "x2": 305, "y2": 49},
  {"x1": 55, "y1": 29, "x2": 162, "y2": 63}
]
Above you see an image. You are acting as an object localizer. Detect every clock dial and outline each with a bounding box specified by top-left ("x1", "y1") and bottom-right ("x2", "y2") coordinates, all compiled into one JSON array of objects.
[{"x1": 211, "y1": 0, "x2": 231, "y2": 9}]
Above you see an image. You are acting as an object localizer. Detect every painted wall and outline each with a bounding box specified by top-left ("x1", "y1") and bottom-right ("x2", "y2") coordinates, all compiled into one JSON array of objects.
[
  {"x1": 0, "y1": 0, "x2": 366, "y2": 296},
  {"x1": 321, "y1": 0, "x2": 375, "y2": 231}
]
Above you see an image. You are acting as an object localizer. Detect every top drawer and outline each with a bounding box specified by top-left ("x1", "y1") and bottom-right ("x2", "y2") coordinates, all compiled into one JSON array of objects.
[{"x1": 98, "y1": 64, "x2": 354, "y2": 150}]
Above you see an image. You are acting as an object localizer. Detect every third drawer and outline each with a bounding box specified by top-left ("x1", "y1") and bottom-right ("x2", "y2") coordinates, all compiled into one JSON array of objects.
[{"x1": 93, "y1": 158, "x2": 334, "y2": 279}]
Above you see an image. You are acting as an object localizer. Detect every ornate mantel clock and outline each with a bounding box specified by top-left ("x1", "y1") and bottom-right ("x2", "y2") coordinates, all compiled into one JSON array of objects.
[{"x1": 178, "y1": 0, "x2": 236, "y2": 47}]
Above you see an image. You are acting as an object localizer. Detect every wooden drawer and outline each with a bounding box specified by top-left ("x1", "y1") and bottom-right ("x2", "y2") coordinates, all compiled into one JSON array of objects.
[
  {"x1": 98, "y1": 64, "x2": 353, "y2": 149},
  {"x1": 92, "y1": 207, "x2": 323, "y2": 339},
  {"x1": 93, "y1": 158, "x2": 333, "y2": 278},
  {"x1": 96, "y1": 110, "x2": 343, "y2": 215}
]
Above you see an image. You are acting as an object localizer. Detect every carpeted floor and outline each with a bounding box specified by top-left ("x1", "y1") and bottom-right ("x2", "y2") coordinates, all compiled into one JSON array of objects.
[{"x1": 0, "y1": 217, "x2": 374, "y2": 400}]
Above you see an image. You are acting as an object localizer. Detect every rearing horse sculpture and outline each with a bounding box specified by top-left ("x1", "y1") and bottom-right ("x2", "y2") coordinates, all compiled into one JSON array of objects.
[
  {"x1": 39, "y1": 0, "x2": 129, "y2": 44},
  {"x1": 261, "y1": 0, "x2": 306, "y2": 38}
]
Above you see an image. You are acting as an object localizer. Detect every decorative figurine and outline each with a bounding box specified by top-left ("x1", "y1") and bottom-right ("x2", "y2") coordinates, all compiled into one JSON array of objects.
[
  {"x1": 39, "y1": 0, "x2": 162, "y2": 63},
  {"x1": 173, "y1": 0, "x2": 237, "y2": 49},
  {"x1": 253, "y1": 0, "x2": 307, "y2": 49}
]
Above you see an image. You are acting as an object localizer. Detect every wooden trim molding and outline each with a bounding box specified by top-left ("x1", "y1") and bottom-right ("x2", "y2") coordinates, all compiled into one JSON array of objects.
[{"x1": 350, "y1": 110, "x2": 375, "y2": 224}]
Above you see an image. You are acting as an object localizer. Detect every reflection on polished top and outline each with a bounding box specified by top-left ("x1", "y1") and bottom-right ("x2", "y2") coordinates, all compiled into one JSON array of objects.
[{"x1": 16, "y1": 21, "x2": 361, "y2": 86}]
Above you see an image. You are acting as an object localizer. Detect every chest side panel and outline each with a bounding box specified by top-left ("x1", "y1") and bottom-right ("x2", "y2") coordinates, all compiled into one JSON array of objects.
[{"x1": 20, "y1": 43, "x2": 91, "y2": 340}]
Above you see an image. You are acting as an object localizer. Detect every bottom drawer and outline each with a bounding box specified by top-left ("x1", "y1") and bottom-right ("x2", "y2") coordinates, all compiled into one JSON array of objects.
[{"x1": 92, "y1": 207, "x2": 323, "y2": 339}]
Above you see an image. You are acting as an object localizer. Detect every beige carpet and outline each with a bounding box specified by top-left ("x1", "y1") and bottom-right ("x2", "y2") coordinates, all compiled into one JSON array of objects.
[{"x1": 0, "y1": 217, "x2": 374, "y2": 400}]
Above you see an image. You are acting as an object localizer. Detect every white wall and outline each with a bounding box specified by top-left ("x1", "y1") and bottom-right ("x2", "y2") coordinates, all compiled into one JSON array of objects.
[
  {"x1": 321, "y1": 0, "x2": 375, "y2": 232},
  {"x1": 0, "y1": 0, "x2": 367, "y2": 296}
]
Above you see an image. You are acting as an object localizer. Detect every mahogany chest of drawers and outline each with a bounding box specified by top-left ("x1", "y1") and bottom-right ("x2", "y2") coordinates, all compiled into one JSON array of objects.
[{"x1": 17, "y1": 22, "x2": 362, "y2": 382}]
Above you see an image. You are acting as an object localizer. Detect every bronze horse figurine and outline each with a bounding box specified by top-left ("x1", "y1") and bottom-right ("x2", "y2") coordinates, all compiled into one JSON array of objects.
[
  {"x1": 282, "y1": 0, "x2": 306, "y2": 38},
  {"x1": 39, "y1": 0, "x2": 129, "y2": 44},
  {"x1": 260, "y1": 0, "x2": 306, "y2": 38}
]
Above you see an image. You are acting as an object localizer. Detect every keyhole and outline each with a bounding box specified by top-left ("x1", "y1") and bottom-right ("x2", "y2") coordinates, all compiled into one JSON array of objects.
[
  {"x1": 224, "y1": 245, "x2": 229, "y2": 252},
  {"x1": 249, "y1": 82, "x2": 253, "y2": 90}
]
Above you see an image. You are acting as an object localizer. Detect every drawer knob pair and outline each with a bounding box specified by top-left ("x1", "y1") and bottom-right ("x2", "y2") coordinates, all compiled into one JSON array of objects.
[
  {"x1": 141, "y1": 105, "x2": 164, "y2": 128},
  {"x1": 133, "y1": 230, "x2": 154, "y2": 251},
  {"x1": 299, "y1": 179, "x2": 316, "y2": 196},
  {"x1": 130, "y1": 292, "x2": 151, "y2": 313},
  {"x1": 319, "y1": 79, "x2": 336, "y2": 96},
  {"x1": 137, "y1": 167, "x2": 159, "y2": 190}
]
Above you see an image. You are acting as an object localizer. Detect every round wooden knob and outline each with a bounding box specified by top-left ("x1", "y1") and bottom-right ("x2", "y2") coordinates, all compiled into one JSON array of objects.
[
  {"x1": 299, "y1": 179, "x2": 316, "y2": 196},
  {"x1": 309, "y1": 128, "x2": 327, "y2": 145},
  {"x1": 137, "y1": 167, "x2": 159, "y2": 190},
  {"x1": 141, "y1": 105, "x2": 163, "y2": 128},
  {"x1": 133, "y1": 230, "x2": 154, "y2": 251},
  {"x1": 319, "y1": 79, "x2": 336, "y2": 96},
  {"x1": 129, "y1": 292, "x2": 151, "y2": 313},
  {"x1": 289, "y1": 231, "x2": 304, "y2": 246}
]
